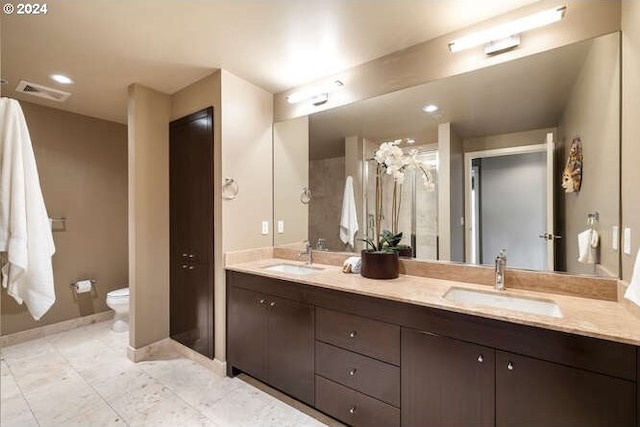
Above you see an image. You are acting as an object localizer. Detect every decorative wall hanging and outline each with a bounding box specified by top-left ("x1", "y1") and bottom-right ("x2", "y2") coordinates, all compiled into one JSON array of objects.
[{"x1": 561, "y1": 136, "x2": 583, "y2": 193}]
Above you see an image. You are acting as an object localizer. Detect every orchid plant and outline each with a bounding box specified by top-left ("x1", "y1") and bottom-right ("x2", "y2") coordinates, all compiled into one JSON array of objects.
[{"x1": 363, "y1": 140, "x2": 435, "y2": 252}]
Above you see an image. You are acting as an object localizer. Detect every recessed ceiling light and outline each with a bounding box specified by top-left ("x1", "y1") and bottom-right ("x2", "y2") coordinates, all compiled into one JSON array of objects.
[
  {"x1": 422, "y1": 104, "x2": 439, "y2": 113},
  {"x1": 50, "y1": 74, "x2": 74, "y2": 84}
]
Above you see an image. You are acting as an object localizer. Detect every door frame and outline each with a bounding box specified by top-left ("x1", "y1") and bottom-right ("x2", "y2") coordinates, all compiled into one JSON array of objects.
[{"x1": 464, "y1": 138, "x2": 554, "y2": 268}]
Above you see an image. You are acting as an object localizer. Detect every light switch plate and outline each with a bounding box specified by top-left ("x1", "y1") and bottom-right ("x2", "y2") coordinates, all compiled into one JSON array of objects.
[
  {"x1": 612, "y1": 226, "x2": 619, "y2": 251},
  {"x1": 623, "y1": 228, "x2": 631, "y2": 255},
  {"x1": 261, "y1": 221, "x2": 269, "y2": 235},
  {"x1": 277, "y1": 220, "x2": 284, "y2": 234}
]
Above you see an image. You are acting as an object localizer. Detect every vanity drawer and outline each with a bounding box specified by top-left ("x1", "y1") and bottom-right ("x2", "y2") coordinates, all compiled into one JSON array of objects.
[
  {"x1": 316, "y1": 307, "x2": 400, "y2": 365},
  {"x1": 315, "y1": 375, "x2": 400, "y2": 427},
  {"x1": 316, "y1": 341, "x2": 400, "y2": 407}
]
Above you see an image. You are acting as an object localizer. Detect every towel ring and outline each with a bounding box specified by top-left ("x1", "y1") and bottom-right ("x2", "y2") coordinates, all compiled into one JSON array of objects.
[
  {"x1": 222, "y1": 178, "x2": 239, "y2": 200},
  {"x1": 300, "y1": 187, "x2": 312, "y2": 204}
]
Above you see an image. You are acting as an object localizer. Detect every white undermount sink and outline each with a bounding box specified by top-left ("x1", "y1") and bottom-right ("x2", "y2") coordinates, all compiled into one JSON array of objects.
[
  {"x1": 443, "y1": 287, "x2": 563, "y2": 318},
  {"x1": 263, "y1": 263, "x2": 323, "y2": 276}
]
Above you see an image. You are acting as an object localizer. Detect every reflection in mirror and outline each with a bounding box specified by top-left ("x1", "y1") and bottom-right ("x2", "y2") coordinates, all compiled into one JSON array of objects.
[{"x1": 273, "y1": 32, "x2": 620, "y2": 277}]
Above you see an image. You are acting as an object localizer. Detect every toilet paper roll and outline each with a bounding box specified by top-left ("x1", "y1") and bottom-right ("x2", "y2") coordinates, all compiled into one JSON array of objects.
[{"x1": 74, "y1": 280, "x2": 92, "y2": 294}]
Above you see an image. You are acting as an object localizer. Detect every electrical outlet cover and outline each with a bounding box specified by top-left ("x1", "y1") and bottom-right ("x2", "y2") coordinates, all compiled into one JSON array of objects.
[
  {"x1": 624, "y1": 228, "x2": 631, "y2": 255},
  {"x1": 612, "y1": 226, "x2": 618, "y2": 251}
]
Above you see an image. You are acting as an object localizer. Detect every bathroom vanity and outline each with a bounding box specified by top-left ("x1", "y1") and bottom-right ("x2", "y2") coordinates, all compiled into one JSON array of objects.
[{"x1": 226, "y1": 258, "x2": 640, "y2": 427}]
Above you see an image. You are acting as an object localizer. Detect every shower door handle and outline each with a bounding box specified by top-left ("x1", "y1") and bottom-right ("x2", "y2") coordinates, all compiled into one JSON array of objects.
[{"x1": 539, "y1": 233, "x2": 562, "y2": 241}]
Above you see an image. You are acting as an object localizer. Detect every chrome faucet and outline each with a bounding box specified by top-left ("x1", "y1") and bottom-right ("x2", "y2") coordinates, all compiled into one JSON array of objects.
[
  {"x1": 495, "y1": 249, "x2": 507, "y2": 291},
  {"x1": 298, "y1": 241, "x2": 313, "y2": 266}
]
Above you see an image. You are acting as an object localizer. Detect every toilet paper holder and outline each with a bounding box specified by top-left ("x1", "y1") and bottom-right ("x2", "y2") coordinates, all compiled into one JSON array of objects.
[{"x1": 70, "y1": 279, "x2": 96, "y2": 294}]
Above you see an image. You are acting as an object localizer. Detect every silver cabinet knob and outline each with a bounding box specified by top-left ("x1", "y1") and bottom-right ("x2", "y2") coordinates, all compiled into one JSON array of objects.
[
  {"x1": 349, "y1": 406, "x2": 356, "y2": 414},
  {"x1": 188, "y1": 265, "x2": 195, "y2": 270},
  {"x1": 269, "y1": 301, "x2": 276, "y2": 307},
  {"x1": 477, "y1": 355, "x2": 484, "y2": 363},
  {"x1": 349, "y1": 368, "x2": 357, "y2": 376},
  {"x1": 507, "y1": 361, "x2": 514, "y2": 371},
  {"x1": 188, "y1": 254, "x2": 195, "y2": 258},
  {"x1": 348, "y1": 331, "x2": 357, "y2": 338},
  {"x1": 258, "y1": 299, "x2": 267, "y2": 305},
  {"x1": 181, "y1": 264, "x2": 188, "y2": 269}
]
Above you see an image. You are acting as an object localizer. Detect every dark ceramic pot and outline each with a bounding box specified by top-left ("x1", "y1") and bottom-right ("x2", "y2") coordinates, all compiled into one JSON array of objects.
[{"x1": 360, "y1": 250, "x2": 399, "y2": 280}]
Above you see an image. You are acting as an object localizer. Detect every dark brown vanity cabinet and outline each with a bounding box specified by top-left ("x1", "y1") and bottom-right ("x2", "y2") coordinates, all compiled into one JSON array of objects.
[
  {"x1": 402, "y1": 329, "x2": 495, "y2": 427},
  {"x1": 227, "y1": 280, "x2": 314, "y2": 405},
  {"x1": 402, "y1": 324, "x2": 637, "y2": 427},
  {"x1": 315, "y1": 308, "x2": 401, "y2": 427},
  {"x1": 226, "y1": 271, "x2": 639, "y2": 427},
  {"x1": 495, "y1": 351, "x2": 636, "y2": 427}
]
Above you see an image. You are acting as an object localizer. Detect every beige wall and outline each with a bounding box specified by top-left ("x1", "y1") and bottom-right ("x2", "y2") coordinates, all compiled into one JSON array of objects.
[
  {"x1": 273, "y1": 116, "x2": 308, "y2": 246},
  {"x1": 622, "y1": 1, "x2": 640, "y2": 282},
  {"x1": 438, "y1": 123, "x2": 464, "y2": 262},
  {"x1": 309, "y1": 156, "x2": 345, "y2": 251},
  {"x1": 0, "y1": 102, "x2": 128, "y2": 335},
  {"x1": 274, "y1": 0, "x2": 620, "y2": 121},
  {"x1": 559, "y1": 33, "x2": 620, "y2": 277},
  {"x1": 127, "y1": 84, "x2": 171, "y2": 349}
]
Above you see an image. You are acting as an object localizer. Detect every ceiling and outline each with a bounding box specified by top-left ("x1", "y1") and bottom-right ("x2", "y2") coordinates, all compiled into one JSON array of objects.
[
  {"x1": 1, "y1": 0, "x2": 539, "y2": 124},
  {"x1": 309, "y1": 37, "x2": 592, "y2": 160}
]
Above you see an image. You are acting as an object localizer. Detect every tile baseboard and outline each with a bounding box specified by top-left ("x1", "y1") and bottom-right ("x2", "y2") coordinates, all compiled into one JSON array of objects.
[{"x1": 0, "y1": 311, "x2": 114, "y2": 348}]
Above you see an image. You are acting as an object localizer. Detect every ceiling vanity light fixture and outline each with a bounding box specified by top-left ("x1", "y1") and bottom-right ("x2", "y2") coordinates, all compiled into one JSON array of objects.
[
  {"x1": 286, "y1": 80, "x2": 343, "y2": 106},
  {"x1": 448, "y1": 6, "x2": 566, "y2": 54},
  {"x1": 50, "y1": 74, "x2": 74, "y2": 84}
]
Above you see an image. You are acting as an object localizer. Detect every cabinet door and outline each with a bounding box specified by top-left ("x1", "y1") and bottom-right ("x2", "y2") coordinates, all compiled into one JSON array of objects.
[
  {"x1": 496, "y1": 351, "x2": 636, "y2": 427},
  {"x1": 402, "y1": 328, "x2": 495, "y2": 427},
  {"x1": 227, "y1": 286, "x2": 268, "y2": 382},
  {"x1": 267, "y1": 295, "x2": 314, "y2": 405}
]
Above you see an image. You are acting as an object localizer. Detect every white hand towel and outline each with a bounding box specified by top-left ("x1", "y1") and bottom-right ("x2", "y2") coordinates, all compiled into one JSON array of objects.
[
  {"x1": 342, "y1": 257, "x2": 361, "y2": 274},
  {"x1": 339, "y1": 175, "x2": 359, "y2": 248},
  {"x1": 624, "y1": 249, "x2": 640, "y2": 306},
  {"x1": 0, "y1": 97, "x2": 56, "y2": 320},
  {"x1": 577, "y1": 229, "x2": 599, "y2": 264}
]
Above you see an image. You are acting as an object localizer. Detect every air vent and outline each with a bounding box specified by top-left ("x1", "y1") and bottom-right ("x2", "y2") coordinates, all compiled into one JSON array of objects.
[{"x1": 15, "y1": 80, "x2": 71, "y2": 102}]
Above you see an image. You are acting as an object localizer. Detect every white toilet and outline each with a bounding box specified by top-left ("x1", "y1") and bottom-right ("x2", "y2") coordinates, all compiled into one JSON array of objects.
[{"x1": 106, "y1": 287, "x2": 129, "y2": 332}]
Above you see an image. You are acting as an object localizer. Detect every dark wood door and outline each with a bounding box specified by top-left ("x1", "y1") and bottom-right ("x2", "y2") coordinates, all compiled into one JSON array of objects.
[
  {"x1": 169, "y1": 107, "x2": 214, "y2": 358},
  {"x1": 267, "y1": 295, "x2": 314, "y2": 405},
  {"x1": 227, "y1": 286, "x2": 268, "y2": 382},
  {"x1": 401, "y1": 328, "x2": 495, "y2": 427},
  {"x1": 496, "y1": 351, "x2": 636, "y2": 427}
]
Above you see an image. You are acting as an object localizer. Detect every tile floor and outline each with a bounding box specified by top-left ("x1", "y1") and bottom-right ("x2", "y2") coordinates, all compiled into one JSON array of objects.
[{"x1": 0, "y1": 321, "x2": 332, "y2": 426}]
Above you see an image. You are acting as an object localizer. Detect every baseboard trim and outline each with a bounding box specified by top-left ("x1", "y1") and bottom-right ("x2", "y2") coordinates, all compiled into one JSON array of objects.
[
  {"x1": 126, "y1": 338, "x2": 173, "y2": 363},
  {"x1": 168, "y1": 340, "x2": 227, "y2": 376},
  {"x1": 0, "y1": 311, "x2": 114, "y2": 348}
]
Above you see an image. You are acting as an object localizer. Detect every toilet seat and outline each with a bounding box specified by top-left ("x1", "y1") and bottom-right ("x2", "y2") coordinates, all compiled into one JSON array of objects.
[{"x1": 107, "y1": 288, "x2": 129, "y2": 299}]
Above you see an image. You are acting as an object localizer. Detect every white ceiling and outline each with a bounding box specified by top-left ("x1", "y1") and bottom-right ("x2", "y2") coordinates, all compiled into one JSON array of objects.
[
  {"x1": 1, "y1": 0, "x2": 539, "y2": 124},
  {"x1": 309, "y1": 37, "x2": 593, "y2": 159}
]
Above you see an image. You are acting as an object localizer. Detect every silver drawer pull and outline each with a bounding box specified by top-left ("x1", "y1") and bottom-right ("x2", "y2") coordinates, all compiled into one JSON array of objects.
[
  {"x1": 349, "y1": 368, "x2": 357, "y2": 376},
  {"x1": 349, "y1": 406, "x2": 356, "y2": 414},
  {"x1": 348, "y1": 330, "x2": 357, "y2": 338},
  {"x1": 507, "y1": 361, "x2": 514, "y2": 371},
  {"x1": 269, "y1": 301, "x2": 276, "y2": 307},
  {"x1": 477, "y1": 355, "x2": 484, "y2": 363}
]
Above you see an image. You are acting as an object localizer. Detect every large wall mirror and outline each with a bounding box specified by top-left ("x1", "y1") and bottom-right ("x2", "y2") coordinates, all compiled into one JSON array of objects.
[{"x1": 273, "y1": 31, "x2": 620, "y2": 278}]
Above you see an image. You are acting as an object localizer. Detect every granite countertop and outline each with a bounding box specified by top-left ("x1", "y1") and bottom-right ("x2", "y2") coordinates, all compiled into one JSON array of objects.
[{"x1": 226, "y1": 257, "x2": 640, "y2": 346}]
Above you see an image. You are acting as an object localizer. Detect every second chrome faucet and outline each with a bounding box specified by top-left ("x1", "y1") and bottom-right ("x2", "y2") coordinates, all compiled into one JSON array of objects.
[{"x1": 495, "y1": 249, "x2": 507, "y2": 291}]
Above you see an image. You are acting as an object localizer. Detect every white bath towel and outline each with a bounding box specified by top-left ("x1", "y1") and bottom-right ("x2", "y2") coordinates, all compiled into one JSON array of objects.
[
  {"x1": 577, "y1": 228, "x2": 599, "y2": 264},
  {"x1": 0, "y1": 97, "x2": 56, "y2": 320},
  {"x1": 624, "y1": 249, "x2": 640, "y2": 307},
  {"x1": 339, "y1": 175, "x2": 359, "y2": 248}
]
